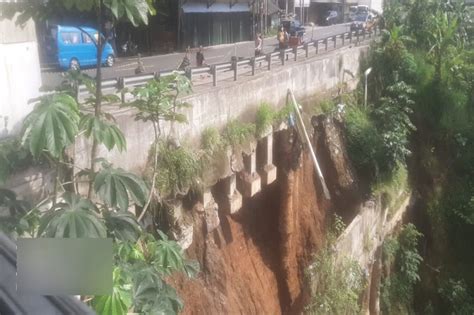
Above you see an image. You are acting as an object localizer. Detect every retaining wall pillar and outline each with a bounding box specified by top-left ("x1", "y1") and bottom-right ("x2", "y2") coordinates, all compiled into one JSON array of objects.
[
  {"x1": 240, "y1": 148, "x2": 261, "y2": 197},
  {"x1": 259, "y1": 132, "x2": 277, "y2": 185},
  {"x1": 221, "y1": 173, "x2": 242, "y2": 214}
]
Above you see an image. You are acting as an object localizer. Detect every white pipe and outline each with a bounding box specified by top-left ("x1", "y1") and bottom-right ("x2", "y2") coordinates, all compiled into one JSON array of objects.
[{"x1": 288, "y1": 89, "x2": 331, "y2": 200}]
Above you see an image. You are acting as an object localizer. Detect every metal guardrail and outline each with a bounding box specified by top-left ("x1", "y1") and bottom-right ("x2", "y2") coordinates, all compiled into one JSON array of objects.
[{"x1": 74, "y1": 27, "x2": 380, "y2": 101}]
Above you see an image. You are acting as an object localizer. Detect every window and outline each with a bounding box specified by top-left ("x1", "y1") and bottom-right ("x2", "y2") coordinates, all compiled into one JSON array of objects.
[
  {"x1": 61, "y1": 32, "x2": 81, "y2": 44},
  {"x1": 82, "y1": 32, "x2": 97, "y2": 44}
]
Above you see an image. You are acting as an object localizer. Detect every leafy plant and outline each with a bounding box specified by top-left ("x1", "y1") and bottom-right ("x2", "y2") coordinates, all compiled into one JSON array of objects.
[
  {"x1": 22, "y1": 93, "x2": 80, "y2": 159},
  {"x1": 37, "y1": 192, "x2": 107, "y2": 238},
  {"x1": 79, "y1": 114, "x2": 126, "y2": 152},
  {"x1": 381, "y1": 224, "x2": 423, "y2": 314},
  {"x1": 155, "y1": 141, "x2": 201, "y2": 198},
  {"x1": 0, "y1": 136, "x2": 40, "y2": 183},
  {"x1": 128, "y1": 74, "x2": 192, "y2": 221},
  {"x1": 93, "y1": 161, "x2": 148, "y2": 211},
  {"x1": 223, "y1": 120, "x2": 256, "y2": 147},
  {"x1": 255, "y1": 103, "x2": 276, "y2": 138}
]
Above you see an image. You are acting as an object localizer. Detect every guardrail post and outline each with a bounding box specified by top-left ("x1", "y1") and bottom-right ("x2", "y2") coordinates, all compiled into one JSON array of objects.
[
  {"x1": 325, "y1": 38, "x2": 328, "y2": 51},
  {"x1": 280, "y1": 50, "x2": 285, "y2": 65},
  {"x1": 153, "y1": 71, "x2": 160, "y2": 81},
  {"x1": 315, "y1": 41, "x2": 319, "y2": 54},
  {"x1": 304, "y1": 43, "x2": 309, "y2": 58},
  {"x1": 293, "y1": 47, "x2": 298, "y2": 61},
  {"x1": 266, "y1": 53, "x2": 272, "y2": 70},
  {"x1": 211, "y1": 65, "x2": 217, "y2": 87},
  {"x1": 251, "y1": 57, "x2": 256, "y2": 76},
  {"x1": 363, "y1": 30, "x2": 366, "y2": 40},
  {"x1": 349, "y1": 31, "x2": 353, "y2": 43},
  {"x1": 342, "y1": 33, "x2": 345, "y2": 46},
  {"x1": 117, "y1": 77, "x2": 125, "y2": 104},
  {"x1": 357, "y1": 30, "x2": 360, "y2": 42},
  {"x1": 333, "y1": 36, "x2": 337, "y2": 48},
  {"x1": 232, "y1": 60, "x2": 238, "y2": 81},
  {"x1": 185, "y1": 67, "x2": 192, "y2": 80}
]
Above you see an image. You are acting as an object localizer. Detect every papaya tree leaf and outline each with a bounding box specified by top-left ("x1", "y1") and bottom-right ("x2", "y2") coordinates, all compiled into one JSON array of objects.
[
  {"x1": 103, "y1": 210, "x2": 141, "y2": 242},
  {"x1": 22, "y1": 93, "x2": 80, "y2": 158},
  {"x1": 79, "y1": 114, "x2": 127, "y2": 152},
  {"x1": 94, "y1": 165, "x2": 148, "y2": 211},
  {"x1": 91, "y1": 286, "x2": 131, "y2": 315},
  {"x1": 37, "y1": 193, "x2": 106, "y2": 238}
]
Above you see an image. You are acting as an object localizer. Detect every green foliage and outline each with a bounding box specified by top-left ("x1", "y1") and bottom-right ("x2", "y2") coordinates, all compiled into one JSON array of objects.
[
  {"x1": 94, "y1": 161, "x2": 148, "y2": 211},
  {"x1": 381, "y1": 224, "x2": 423, "y2": 314},
  {"x1": 306, "y1": 215, "x2": 365, "y2": 314},
  {"x1": 0, "y1": 137, "x2": 39, "y2": 183},
  {"x1": 0, "y1": 188, "x2": 38, "y2": 238},
  {"x1": 319, "y1": 99, "x2": 337, "y2": 115},
  {"x1": 1, "y1": 0, "x2": 154, "y2": 27},
  {"x1": 372, "y1": 163, "x2": 408, "y2": 212},
  {"x1": 374, "y1": 81, "x2": 415, "y2": 170},
  {"x1": 129, "y1": 75, "x2": 192, "y2": 129},
  {"x1": 201, "y1": 127, "x2": 225, "y2": 156},
  {"x1": 155, "y1": 141, "x2": 201, "y2": 198},
  {"x1": 345, "y1": 105, "x2": 383, "y2": 178},
  {"x1": 37, "y1": 192, "x2": 107, "y2": 238},
  {"x1": 223, "y1": 120, "x2": 256, "y2": 147},
  {"x1": 92, "y1": 232, "x2": 199, "y2": 315},
  {"x1": 439, "y1": 278, "x2": 474, "y2": 314},
  {"x1": 255, "y1": 103, "x2": 276, "y2": 138},
  {"x1": 80, "y1": 114, "x2": 126, "y2": 152},
  {"x1": 22, "y1": 93, "x2": 80, "y2": 159},
  {"x1": 103, "y1": 210, "x2": 141, "y2": 242}
]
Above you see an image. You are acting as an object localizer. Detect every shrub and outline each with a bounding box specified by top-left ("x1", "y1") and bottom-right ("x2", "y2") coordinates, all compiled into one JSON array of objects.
[
  {"x1": 223, "y1": 120, "x2": 256, "y2": 147},
  {"x1": 155, "y1": 141, "x2": 201, "y2": 198},
  {"x1": 255, "y1": 103, "x2": 276, "y2": 138},
  {"x1": 381, "y1": 224, "x2": 423, "y2": 314},
  {"x1": 344, "y1": 105, "x2": 384, "y2": 179}
]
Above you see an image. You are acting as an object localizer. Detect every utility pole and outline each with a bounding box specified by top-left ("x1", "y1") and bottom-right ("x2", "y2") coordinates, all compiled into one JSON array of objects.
[{"x1": 285, "y1": 0, "x2": 288, "y2": 16}]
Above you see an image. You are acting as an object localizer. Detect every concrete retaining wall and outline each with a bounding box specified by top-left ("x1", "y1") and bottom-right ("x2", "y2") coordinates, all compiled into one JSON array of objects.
[{"x1": 74, "y1": 44, "x2": 369, "y2": 173}]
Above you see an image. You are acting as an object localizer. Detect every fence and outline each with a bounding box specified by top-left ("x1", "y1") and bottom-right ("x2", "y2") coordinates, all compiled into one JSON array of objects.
[{"x1": 74, "y1": 27, "x2": 380, "y2": 101}]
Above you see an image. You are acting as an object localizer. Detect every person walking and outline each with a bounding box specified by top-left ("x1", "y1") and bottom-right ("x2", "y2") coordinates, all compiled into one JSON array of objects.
[
  {"x1": 178, "y1": 47, "x2": 191, "y2": 71},
  {"x1": 255, "y1": 33, "x2": 263, "y2": 57},
  {"x1": 277, "y1": 26, "x2": 289, "y2": 50}
]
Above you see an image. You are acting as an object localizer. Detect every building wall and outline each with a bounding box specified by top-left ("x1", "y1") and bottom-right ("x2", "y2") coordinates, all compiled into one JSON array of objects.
[{"x1": 0, "y1": 15, "x2": 42, "y2": 138}]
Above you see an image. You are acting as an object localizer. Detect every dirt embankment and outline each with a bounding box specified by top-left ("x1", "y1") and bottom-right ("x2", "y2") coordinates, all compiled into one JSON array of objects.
[{"x1": 169, "y1": 128, "x2": 333, "y2": 314}]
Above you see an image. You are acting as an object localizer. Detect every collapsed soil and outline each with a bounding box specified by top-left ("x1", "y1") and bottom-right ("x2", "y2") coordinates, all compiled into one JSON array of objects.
[{"x1": 170, "y1": 135, "x2": 330, "y2": 314}]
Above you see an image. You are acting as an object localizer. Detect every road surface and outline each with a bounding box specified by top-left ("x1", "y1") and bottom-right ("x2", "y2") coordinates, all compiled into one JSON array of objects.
[{"x1": 41, "y1": 23, "x2": 350, "y2": 87}]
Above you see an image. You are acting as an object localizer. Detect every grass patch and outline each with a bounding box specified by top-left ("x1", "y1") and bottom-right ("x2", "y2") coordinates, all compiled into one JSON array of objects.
[{"x1": 223, "y1": 120, "x2": 256, "y2": 147}]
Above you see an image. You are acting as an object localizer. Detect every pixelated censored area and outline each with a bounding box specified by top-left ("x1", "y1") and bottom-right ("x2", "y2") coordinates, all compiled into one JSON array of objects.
[{"x1": 17, "y1": 238, "x2": 112, "y2": 295}]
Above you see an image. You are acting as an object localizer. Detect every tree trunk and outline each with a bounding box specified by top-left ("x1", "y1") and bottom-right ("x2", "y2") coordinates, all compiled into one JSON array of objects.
[{"x1": 88, "y1": 0, "x2": 104, "y2": 198}]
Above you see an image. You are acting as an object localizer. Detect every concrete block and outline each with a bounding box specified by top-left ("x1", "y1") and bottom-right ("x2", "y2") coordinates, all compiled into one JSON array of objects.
[
  {"x1": 239, "y1": 172, "x2": 261, "y2": 198},
  {"x1": 205, "y1": 201, "x2": 220, "y2": 233},
  {"x1": 222, "y1": 190, "x2": 243, "y2": 214},
  {"x1": 262, "y1": 163, "x2": 277, "y2": 185}
]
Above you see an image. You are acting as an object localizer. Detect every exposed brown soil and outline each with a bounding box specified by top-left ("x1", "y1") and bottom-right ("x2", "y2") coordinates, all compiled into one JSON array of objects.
[{"x1": 170, "y1": 130, "x2": 331, "y2": 314}]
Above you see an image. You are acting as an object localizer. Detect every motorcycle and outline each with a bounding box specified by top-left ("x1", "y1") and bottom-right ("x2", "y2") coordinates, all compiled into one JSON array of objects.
[{"x1": 121, "y1": 39, "x2": 138, "y2": 56}]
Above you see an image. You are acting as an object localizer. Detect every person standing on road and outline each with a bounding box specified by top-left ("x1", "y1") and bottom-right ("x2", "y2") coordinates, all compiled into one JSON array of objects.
[
  {"x1": 178, "y1": 47, "x2": 191, "y2": 71},
  {"x1": 277, "y1": 26, "x2": 288, "y2": 50},
  {"x1": 255, "y1": 33, "x2": 263, "y2": 56},
  {"x1": 196, "y1": 46, "x2": 205, "y2": 67}
]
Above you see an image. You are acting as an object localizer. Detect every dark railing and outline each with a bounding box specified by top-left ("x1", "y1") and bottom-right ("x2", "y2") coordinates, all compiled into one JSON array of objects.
[{"x1": 74, "y1": 27, "x2": 380, "y2": 101}]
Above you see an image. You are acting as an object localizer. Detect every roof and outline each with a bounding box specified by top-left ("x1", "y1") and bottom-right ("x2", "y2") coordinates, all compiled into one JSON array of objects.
[
  {"x1": 57, "y1": 25, "x2": 98, "y2": 34},
  {"x1": 0, "y1": 233, "x2": 94, "y2": 314},
  {"x1": 182, "y1": 2, "x2": 250, "y2": 13}
]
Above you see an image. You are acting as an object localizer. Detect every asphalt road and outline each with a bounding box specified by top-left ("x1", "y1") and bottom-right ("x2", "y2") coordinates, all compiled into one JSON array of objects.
[{"x1": 41, "y1": 23, "x2": 350, "y2": 87}]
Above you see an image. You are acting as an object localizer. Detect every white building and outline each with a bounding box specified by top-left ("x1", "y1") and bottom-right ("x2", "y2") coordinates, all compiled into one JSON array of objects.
[{"x1": 0, "y1": 12, "x2": 42, "y2": 138}]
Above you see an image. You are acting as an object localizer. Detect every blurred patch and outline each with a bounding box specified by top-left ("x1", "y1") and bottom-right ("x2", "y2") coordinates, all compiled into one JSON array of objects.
[{"x1": 17, "y1": 238, "x2": 112, "y2": 295}]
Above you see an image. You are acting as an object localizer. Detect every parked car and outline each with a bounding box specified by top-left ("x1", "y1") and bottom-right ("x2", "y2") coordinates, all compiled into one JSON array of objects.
[
  {"x1": 350, "y1": 14, "x2": 375, "y2": 32},
  {"x1": 280, "y1": 19, "x2": 306, "y2": 38},
  {"x1": 324, "y1": 10, "x2": 341, "y2": 25},
  {"x1": 44, "y1": 25, "x2": 115, "y2": 70}
]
